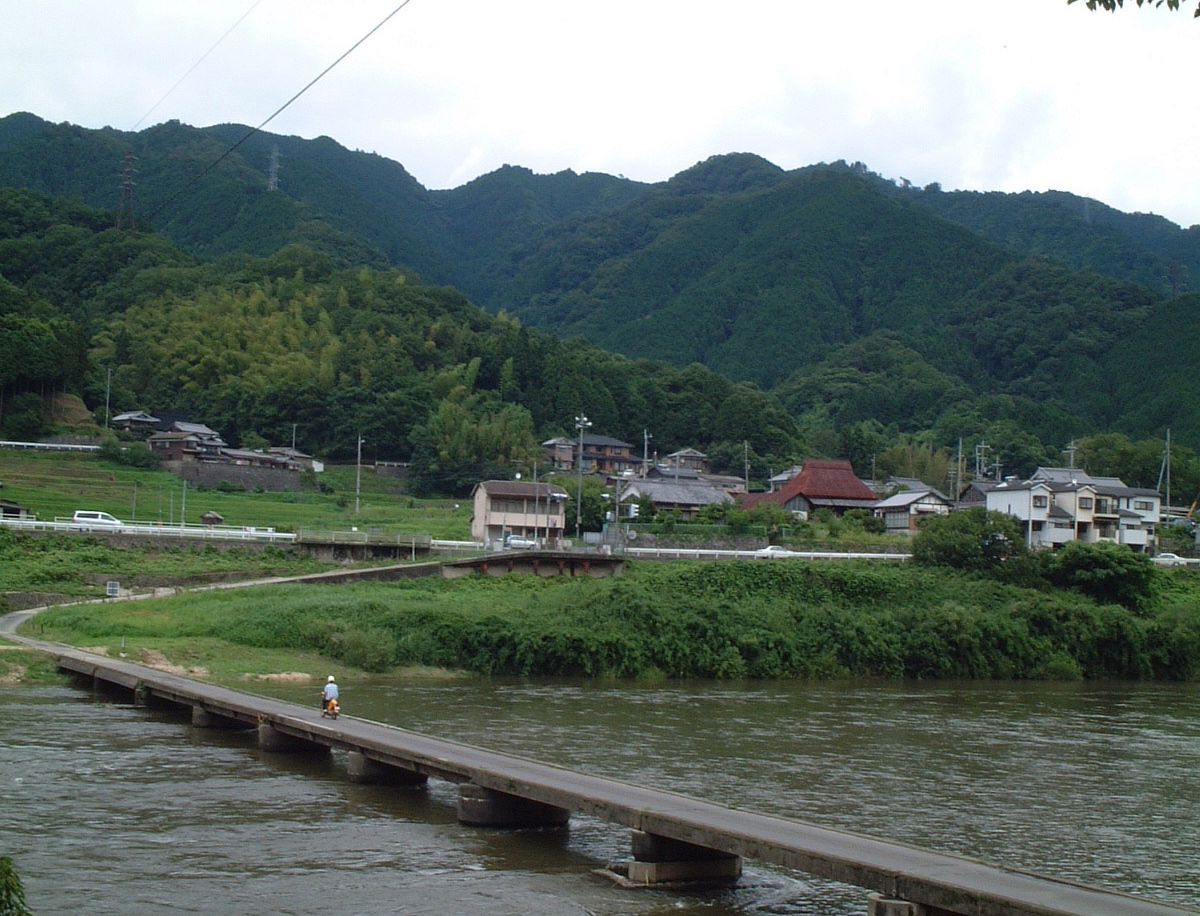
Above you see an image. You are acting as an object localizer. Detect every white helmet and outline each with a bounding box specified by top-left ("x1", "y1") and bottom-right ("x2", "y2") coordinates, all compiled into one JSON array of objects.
[{"x1": 327, "y1": 675, "x2": 336, "y2": 683}]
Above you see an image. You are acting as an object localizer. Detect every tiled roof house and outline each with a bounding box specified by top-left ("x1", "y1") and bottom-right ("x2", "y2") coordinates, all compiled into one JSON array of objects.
[{"x1": 741, "y1": 459, "x2": 877, "y2": 515}]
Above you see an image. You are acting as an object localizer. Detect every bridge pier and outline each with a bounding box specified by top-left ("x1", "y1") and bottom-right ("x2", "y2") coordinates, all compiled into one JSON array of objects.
[
  {"x1": 346, "y1": 751, "x2": 428, "y2": 786},
  {"x1": 867, "y1": 894, "x2": 929, "y2": 916},
  {"x1": 134, "y1": 684, "x2": 186, "y2": 711},
  {"x1": 191, "y1": 706, "x2": 247, "y2": 729},
  {"x1": 257, "y1": 723, "x2": 329, "y2": 754},
  {"x1": 624, "y1": 830, "x2": 741, "y2": 885},
  {"x1": 456, "y1": 784, "x2": 570, "y2": 828}
]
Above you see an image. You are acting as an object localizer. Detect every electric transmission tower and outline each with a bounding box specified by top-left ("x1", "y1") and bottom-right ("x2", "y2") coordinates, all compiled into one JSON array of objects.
[{"x1": 116, "y1": 150, "x2": 138, "y2": 229}]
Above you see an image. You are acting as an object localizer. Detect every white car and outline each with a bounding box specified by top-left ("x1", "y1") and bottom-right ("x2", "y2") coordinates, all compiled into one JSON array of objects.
[
  {"x1": 504, "y1": 536, "x2": 538, "y2": 550},
  {"x1": 1152, "y1": 552, "x2": 1190, "y2": 568},
  {"x1": 754, "y1": 545, "x2": 799, "y2": 559},
  {"x1": 71, "y1": 510, "x2": 124, "y2": 529}
]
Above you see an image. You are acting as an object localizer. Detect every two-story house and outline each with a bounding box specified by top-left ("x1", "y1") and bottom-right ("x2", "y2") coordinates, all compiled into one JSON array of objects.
[
  {"x1": 986, "y1": 467, "x2": 1159, "y2": 551},
  {"x1": 471, "y1": 480, "x2": 569, "y2": 548},
  {"x1": 542, "y1": 434, "x2": 637, "y2": 476}
]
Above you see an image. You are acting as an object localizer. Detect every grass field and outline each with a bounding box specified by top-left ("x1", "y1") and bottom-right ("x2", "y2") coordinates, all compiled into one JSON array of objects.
[{"x1": 0, "y1": 449, "x2": 472, "y2": 538}]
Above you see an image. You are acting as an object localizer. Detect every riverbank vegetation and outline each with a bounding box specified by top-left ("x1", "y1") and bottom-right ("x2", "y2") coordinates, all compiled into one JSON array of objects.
[
  {"x1": 0, "y1": 528, "x2": 335, "y2": 606},
  {"x1": 20, "y1": 561, "x2": 1200, "y2": 683},
  {"x1": 0, "y1": 641, "x2": 65, "y2": 686}
]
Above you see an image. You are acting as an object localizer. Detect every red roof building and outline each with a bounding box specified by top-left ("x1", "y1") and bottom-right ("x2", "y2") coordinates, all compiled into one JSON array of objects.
[{"x1": 741, "y1": 459, "x2": 877, "y2": 516}]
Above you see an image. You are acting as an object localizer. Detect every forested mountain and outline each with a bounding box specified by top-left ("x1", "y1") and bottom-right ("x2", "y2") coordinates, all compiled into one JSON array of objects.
[
  {"x1": 885, "y1": 179, "x2": 1200, "y2": 299},
  {"x1": 3, "y1": 112, "x2": 1199, "y2": 486},
  {"x1": 0, "y1": 188, "x2": 799, "y2": 492}
]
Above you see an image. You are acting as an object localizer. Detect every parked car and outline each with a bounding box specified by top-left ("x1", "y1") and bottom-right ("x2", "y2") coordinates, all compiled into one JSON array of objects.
[
  {"x1": 71, "y1": 510, "x2": 124, "y2": 529},
  {"x1": 754, "y1": 545, "x2": 799, "y2": 559},
  {"x1": 1152, "y1": 552, "x2": 1189, "y2": 568},
  {"x1": 505, "y1": 536, "x2": 538, "y2": 550}
]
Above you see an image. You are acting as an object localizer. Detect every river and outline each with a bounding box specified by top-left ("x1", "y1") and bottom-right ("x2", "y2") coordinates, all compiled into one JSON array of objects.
[{"x1": 2, "y1": 677, "x2": 1197, "y2": 914}]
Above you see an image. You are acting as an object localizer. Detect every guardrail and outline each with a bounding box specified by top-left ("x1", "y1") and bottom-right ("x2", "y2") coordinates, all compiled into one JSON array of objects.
[
  {"x1": 295, "y1": 529, "x2": 431, "y2": 546},
  {"x1": 0, "y1": 517, "x2": 296, "y2": 543},
  {"x1": 0, "y1": 439, "x2": 101, "y2": 452},
  {"x1": 625, "y1": 546, "x2": 910, "y2": 561}
]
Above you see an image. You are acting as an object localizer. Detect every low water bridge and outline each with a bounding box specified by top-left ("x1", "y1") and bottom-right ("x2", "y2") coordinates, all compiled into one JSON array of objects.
[{"x1": 20, "y1": 640, "x2": 1192, "y2": 916}]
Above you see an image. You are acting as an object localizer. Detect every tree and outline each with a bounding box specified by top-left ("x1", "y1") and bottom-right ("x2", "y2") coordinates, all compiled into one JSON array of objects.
[
  {"x1": 1069, "y1": 0, "x2": 1199, "y2": 15},
  {"x1": 912, "y1": 508, "x2": 1027, "y2": 574},
  {"x1": 1043, "y1": 542, "x2": 1159, "y2": 612},
  {"x1": 0, "y1": 856, "x2": 32, "y2": 916}
]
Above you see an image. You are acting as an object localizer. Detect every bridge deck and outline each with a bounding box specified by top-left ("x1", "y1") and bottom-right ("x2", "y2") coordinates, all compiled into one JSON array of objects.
[{"x1": 33, "y1": 642, "x2": 1196, "y2": 916}]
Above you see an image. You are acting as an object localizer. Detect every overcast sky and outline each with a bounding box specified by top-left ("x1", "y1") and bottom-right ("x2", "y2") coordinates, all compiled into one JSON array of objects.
[{"x1": 4, "y1": 1, "x2": 1198, "y2": 227}]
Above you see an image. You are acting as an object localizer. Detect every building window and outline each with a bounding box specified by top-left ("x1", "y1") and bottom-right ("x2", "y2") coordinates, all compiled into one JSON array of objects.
[
  {"x1": 1134, "y1": 500, "x2": 1153, "y2": 511},
  {"x1": 1078, "y1": 497, "x2": 1093, "y2": 510},
  {"x1": 1032, "y1": 495, "x2": 1048, "y2": 508}
]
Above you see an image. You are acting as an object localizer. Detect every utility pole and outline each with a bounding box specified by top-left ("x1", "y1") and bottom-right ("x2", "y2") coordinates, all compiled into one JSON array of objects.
[
  {"x1": 532, "y1": 461, "x2": 539, "y2": 545},
  {"x1": 291, "y1": 423, "x2": 297, "y2": 452},
  {"x1": 1063, "y1": 439, "x2": 1077, "y2": 470},
  {"x1": 575, "y1": 415, "x2": 591, "y2": 541},
  {"x1": 642, "y1": 429, "x2": 652, "y2": 478},
  {"x1": 743, "y1": 441, "x2": 750, "y2": 492},
  {"x1": 104, "y1": 367, "x2": 112, "y2": 428},
  {"x1": 974, "y1": 442, "x2": 990, "y2": 481},
  {"x1": 355, "y1": 435, "x2": 364, "y2": 515}
]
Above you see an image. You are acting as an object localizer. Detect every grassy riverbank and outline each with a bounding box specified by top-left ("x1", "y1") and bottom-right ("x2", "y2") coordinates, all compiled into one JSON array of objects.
[
  {"x1": 0, "y1": 639, "x2": 67, "y2": 685},
  {"x1": 18, "y1": 561, "x2": 1200, "y2": 684},
  {"x1": 0, "y1": 528, "x2": 337, "y2": 604}
]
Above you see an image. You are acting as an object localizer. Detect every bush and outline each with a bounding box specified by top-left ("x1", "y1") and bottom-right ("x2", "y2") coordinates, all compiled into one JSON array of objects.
[
  {"x1": 913, "y1": 508, "x2": 1026, "y2": 575},
  {"x1": 0, "y1": 856, "x2": 32, "y2": 916},
  {"x1": 1043, "y1": 542, "x2": 1158, "y2": 612},
  {"x1": 98, "y1": 440, "x2": 161, "y2": 469}
]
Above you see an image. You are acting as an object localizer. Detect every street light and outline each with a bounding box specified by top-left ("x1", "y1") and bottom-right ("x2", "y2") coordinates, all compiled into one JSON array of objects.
[{"x1": 575, "y1": 414, "x2": 591, "y2": 541}]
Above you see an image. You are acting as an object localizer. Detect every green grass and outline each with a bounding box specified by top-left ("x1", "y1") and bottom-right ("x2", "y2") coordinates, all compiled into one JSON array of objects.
[
  {"x1": 22, "y1": 561, "x2": 1200, "y2": 683},
  {"x1": 0, "y1": 639, "x2": 68, "y2": 685},
  {"x1": 0, "y1": 449, "x2": 472, "y2": 537},
  {"x1": 0, "y1": 530, "x2": 336, "y2": 598}
]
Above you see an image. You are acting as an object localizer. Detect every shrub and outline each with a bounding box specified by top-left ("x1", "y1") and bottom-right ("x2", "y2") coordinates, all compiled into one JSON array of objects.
[
  {"x1": 98, "y1": 440, "x2": 161, "y2": 469},
  {"x1": 0, "y1": 856, "x2": 32, "y2": 916},
  {"x1": 913, "y1": 508, "x2": 1026, "y2": 575},
  {"x1": 1043, "y1": 542, "x2": 1158, "y2": 612}
]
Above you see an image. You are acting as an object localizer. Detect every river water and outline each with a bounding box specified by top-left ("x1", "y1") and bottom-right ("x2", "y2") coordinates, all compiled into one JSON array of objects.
[{"x1": 2, "y1": 677, "x2": 1197, "y2": 914}]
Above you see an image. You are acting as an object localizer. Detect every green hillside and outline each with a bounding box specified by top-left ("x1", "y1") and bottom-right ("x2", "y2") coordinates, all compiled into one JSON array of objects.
[{"x1": 3, "y1": 112, "x2": 1199, "y2": 483}]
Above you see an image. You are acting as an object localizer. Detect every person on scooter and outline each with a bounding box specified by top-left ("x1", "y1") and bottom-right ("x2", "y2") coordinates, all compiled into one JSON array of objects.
[{"x1": 321, "y1": 675, "x2": 339, "y2": 714}]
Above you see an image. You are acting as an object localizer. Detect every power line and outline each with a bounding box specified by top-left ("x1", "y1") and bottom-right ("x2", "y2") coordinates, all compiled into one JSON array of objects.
[
  {"x1": 130, "y1": 0, "x2": 265, "y2": 131},
  {"x1": 144, "y1": 0, "x2": 417, "y2": 225}
]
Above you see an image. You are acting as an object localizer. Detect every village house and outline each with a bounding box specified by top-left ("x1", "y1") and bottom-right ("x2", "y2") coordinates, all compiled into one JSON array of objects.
[
  {"x1": 542, "y1": 433, "x2": 637, "y2": 476},
  {"x1": 740, "y1": 459, "x2": 878, "y2": 517},
  {"x1": 146, "y1": 424, "x2": 228, "y2": 463},
  {"x1": 471, "y1": 480, "x2": 569, "y2": 548},
  {"x1": 617, "y1": 477, "x2": 733, "y2": 521},
  {"x1": 0, "y1": 499, "x2": 33, "y2": 520},
  {"x1": 110, "y1": 410, "x2": 162, "y2": 436},
  {"x1": 985, "y1": 467, "x2": 1160, "y2": 551},
  {"x1": 662, "y1": 447, "x2": 709, "y2": 473},
  {"x1": 873, "y1": 488, "x2": 953, "y2": 535}
]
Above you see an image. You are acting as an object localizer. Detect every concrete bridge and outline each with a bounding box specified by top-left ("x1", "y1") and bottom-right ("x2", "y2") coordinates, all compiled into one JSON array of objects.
[{"x1": 16, "y1": 639, "x2": 1194, "y2": 916}]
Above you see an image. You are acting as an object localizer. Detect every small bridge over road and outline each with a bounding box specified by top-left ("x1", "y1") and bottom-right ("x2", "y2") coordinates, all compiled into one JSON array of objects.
[{"x1": 11, "y1": 636, "x2": 1193, "y2": 916}]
